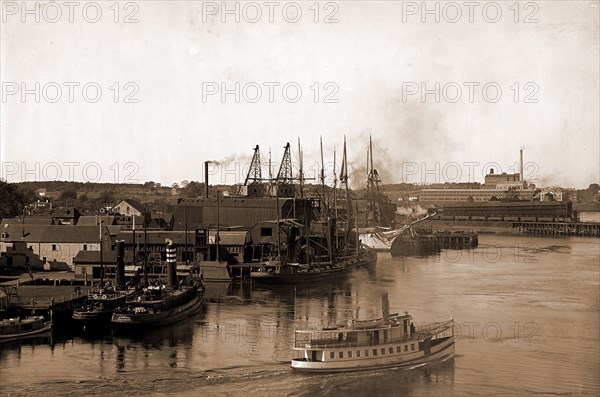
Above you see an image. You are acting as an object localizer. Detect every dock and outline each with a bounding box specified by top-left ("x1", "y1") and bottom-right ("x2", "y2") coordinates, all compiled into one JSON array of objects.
[
  {"x1": 512, "y1": 221, "x2": 600, "y2": 237},
  {"x1": 1, "y1": 274, "x2": 92, "y2": 327}
]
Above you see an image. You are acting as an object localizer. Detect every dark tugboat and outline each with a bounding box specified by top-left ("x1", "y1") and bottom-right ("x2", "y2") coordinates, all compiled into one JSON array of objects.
[
  {"x1": 111, "y1": 239, "x2": 204, "y2": 331},
  {"x1": 72, "y1": 241, "x2": 141, "y2": 326}
]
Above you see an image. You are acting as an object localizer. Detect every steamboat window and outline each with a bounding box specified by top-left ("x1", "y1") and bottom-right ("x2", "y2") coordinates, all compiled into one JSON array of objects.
[
  {"x1": 411, "y1": 343, "x2": 415, "y2": 351},
  {"x1": 396, "y1": 346, "x2": 401, "y2": 353},
  {"x1": 373, "y1": 349, "x2": 377, "y2": 356},
  {"x1": 356, "y1": 351, "x2": 360, "y2": 357},
  {"x1": 365, "y1": 350, "x2": 369, "y2": 357},
  {"x1": 260, "y1": 227, "x2": 272, "y2": 237},
  {"x1": 330, "y1": 352, "x2": 335, "y2": 359},
  {"x1": 389, "y1": 347, "x2": 394, "y2": 354},
  {"x1": 404, "y1": 345, "x2": 408, "y2": 352},
  {"x1": 348, "y1": 351, "x2": 352, "y2": 358},
  {"x1": 381, "y1": 348, "x2": 385, "y2": 355},
  {"x1": 339, "y1": 352, "x2": 344, "y2": 359},
  {"x1": 52, "y1": 244, "x2": 57, "y2": 251}
]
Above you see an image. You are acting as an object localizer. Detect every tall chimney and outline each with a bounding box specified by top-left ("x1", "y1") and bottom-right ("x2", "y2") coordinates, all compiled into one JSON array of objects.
[
  {"x1": 204, "y1": 161, "x2": 209, "y2": 198},
  {"x1": 519, "y1": 149, "x2": 524, "y2": 182}
]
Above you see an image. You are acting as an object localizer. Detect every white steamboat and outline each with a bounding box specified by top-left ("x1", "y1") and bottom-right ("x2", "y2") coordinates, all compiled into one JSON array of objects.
[{"x1": 291, "y1": 294, "x2": 454, "y2": 372}]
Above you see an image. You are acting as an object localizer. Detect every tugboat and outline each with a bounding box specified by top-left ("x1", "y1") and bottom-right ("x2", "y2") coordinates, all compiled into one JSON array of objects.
[
  {"x1": 291, "y1": 293, "x2": 454, "y2": 372},
  {"x1": 0, "y1": 316, "x2": 52, "y2": 342},
  {"x1": 72, "y1": 241, "x2": 141, "y2": 326},
  {"x1": 72, "y1": 284, "x2": 136, "y2": 325},
  {"x1": 111, "y1": 239, "x2": 204, "y2": 331}
]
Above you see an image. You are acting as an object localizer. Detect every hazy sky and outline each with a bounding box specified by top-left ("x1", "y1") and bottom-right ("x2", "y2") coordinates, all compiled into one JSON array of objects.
[{"x1": 1, "y1": 1, "x2": 598, "y2": 188}]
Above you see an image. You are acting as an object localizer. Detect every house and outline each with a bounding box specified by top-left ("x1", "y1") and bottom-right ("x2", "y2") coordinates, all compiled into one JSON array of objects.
[
  {"x1": 51, "y1": 207, "x2": 80, "y2": 225},
  {"x1": 112, "y1": 199, "x2": 147, "y2": 217},
  {"x1": 0, "y1": 224, "x2": 113, "y2": 271},
  {"x1": 0, "y1": 241, "x2": 43, "y2": 274}
]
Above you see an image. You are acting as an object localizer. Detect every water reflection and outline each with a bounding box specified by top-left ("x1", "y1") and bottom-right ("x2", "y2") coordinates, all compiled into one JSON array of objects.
[{"x1": 1, "y1": 235, "x2": 598, "y2": 396}]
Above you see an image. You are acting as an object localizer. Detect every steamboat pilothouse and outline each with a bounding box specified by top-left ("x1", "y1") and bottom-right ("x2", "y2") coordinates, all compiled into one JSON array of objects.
[{"x1": 291, "y1": 293, "x2": 455, "y2": 372}]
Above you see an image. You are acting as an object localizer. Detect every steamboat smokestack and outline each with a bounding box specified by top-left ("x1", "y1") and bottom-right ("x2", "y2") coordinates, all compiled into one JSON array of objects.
[
  {"x1": 519, "y1": 149, "x2": 524, "y2": 182},
  {"x1": 204, "y1": 161, "x2": 209, "y2": 198},
  {"x1": 382, "y1": 292, "x2": 390, "y2": 325}
]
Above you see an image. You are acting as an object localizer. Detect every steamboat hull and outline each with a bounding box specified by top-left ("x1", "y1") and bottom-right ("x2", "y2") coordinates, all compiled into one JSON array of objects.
[{"x1": 292, "y1": 336, "x2": 454, "y2": 372}]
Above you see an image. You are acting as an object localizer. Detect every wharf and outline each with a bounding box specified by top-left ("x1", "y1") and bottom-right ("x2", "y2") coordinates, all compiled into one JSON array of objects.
[
  {"x1": 512, "y1": 221, "x2": 600, "y2": 237},
  {"x1": 434, "y1": 232, "x2": 479, "y2": 248},
  {"x1": 0, "y1": 273, "x2": 91, "y2": 324}
]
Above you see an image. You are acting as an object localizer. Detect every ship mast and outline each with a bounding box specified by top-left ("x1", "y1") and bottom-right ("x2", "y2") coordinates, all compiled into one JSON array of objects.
[
  {"x1": 297, "y1": 138, "x2": 304, "y2": 199},
  {"x1": 333, "y1": 147, "x2": 338, "y2": 252},
  {"x1": 341, "y1": 137, "x2": 351, "y2": 256}
]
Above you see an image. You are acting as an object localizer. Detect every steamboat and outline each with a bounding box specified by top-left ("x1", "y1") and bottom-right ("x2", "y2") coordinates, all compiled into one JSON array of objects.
[{"x1": 291, "y1": 293, "x2": 454, "y2": 372}]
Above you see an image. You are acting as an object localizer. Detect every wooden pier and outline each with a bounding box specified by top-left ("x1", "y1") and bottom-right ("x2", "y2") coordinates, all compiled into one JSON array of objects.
[
  {"x1": 512, "y1": 221, "x2": 600, "y2": 237},
  {"x1": 434, "y1": 232, "x2": 479, "y2": 248},
  {"x1": 0, "y1": 281, "x2": 91, "y2": 327}
]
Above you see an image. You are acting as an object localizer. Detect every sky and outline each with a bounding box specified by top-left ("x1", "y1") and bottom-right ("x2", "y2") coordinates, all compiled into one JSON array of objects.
[{"x1": 1, "y1": 0, "x2": 599, "y2": 189}]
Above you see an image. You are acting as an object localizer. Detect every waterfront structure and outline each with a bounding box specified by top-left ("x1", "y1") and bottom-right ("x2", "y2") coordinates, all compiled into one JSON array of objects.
[
  {"x1": 0, "y1": 225, "x2": 112, "y2": 271},
  {"x1": 419, "y1": 187, "x2": 536, "y2": 203}
]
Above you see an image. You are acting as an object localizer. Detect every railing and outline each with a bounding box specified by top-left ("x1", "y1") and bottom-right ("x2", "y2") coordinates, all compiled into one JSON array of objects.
[
  {"x1": 294, "y1": 334, "x2": 421, "y2": 350},
  {"x1": 294, "y1": 319, "x2": 453, "y2": 349}
]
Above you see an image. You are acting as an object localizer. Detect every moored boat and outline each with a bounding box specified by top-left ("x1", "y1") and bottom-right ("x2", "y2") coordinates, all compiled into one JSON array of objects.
[
  {"x1": 72, "y1": 287, "x2": 136, "y2": 324},
  {"x1": 112, "y1": 238, "x2": 205, "y2": 331},
  {"x1": 111, "y1": 281, "x2": 204, "y2": 330},
  {"x1": 0, "y1": 316, "x2": 52, "y2": 342},
  {"x1": 250, "y1": 245, "x2": 377, "y2": 284},
  {"x1": 291, "y1": 294, "x2": 454, "y2": 372}
]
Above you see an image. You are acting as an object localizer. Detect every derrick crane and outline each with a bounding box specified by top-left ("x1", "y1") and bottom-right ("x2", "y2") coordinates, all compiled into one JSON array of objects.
[{"x1": 244, "y1": 145, "x2": 262, "y2": 185}]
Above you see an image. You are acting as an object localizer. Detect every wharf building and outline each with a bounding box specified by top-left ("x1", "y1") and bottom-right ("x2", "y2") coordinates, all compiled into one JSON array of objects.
[{"x1": 419, "y1": 150, "x2": 536, "y2": 204}]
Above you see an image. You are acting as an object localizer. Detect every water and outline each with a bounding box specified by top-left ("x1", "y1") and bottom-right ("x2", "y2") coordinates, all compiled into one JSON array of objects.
[
  {"x1": 580, "y1": 211, "x2": 600, "y2": 223},
  {"x1": 1, "y1": 235, "x2": 598, "y2": 396}
]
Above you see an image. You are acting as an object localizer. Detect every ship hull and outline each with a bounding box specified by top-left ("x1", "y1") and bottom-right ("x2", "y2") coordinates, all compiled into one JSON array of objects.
[
  {"x1": 251, "y1": 249, "x2": 377, "y2": 285},
  {"x1": 292, "y1": 336, "x2": 454, "y2": 372},
  {"x1": 111, "y1": 290, "x2": 203, "y2": 330},
  {"x1": 0, "y1": 317, "x2": 52, "y2": 342}
]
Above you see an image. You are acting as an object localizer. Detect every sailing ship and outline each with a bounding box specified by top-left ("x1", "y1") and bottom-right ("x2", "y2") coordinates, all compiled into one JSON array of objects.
[
  {"x1": 249, "y1": 245, "x2": 377, "y2": 284},
  {"x1": 291, "y1": 293, "x2": 455, "y2": 372},
  {"x1": 0, "y1": 316, "x2": 52, "y2": 342},
  {"x1": 249, "y1": 138, "x2": 378, "y2": 284}
]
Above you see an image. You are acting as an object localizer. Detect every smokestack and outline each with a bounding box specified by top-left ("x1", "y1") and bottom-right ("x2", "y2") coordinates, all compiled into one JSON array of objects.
[
  {"x1": 165, "y1": 239, "x2": 178, "y2": 288},
  {"x1": 116, "y1": 240, "x2": 126, "y2": 288},
  {"x1": 381, "y1": 292, "x2": 390, "y2": 325},
  {"x1": 204, "y1": 161, "x2": 209, "y2": 198},
  {"x1": 519, "y1": 149, "x2": 524, "y2": 182}
]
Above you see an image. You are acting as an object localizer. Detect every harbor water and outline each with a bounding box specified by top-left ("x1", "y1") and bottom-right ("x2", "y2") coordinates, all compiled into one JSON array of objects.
[{"x1": 1, "y1": 235, "x2": 598, "y2": 396}]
